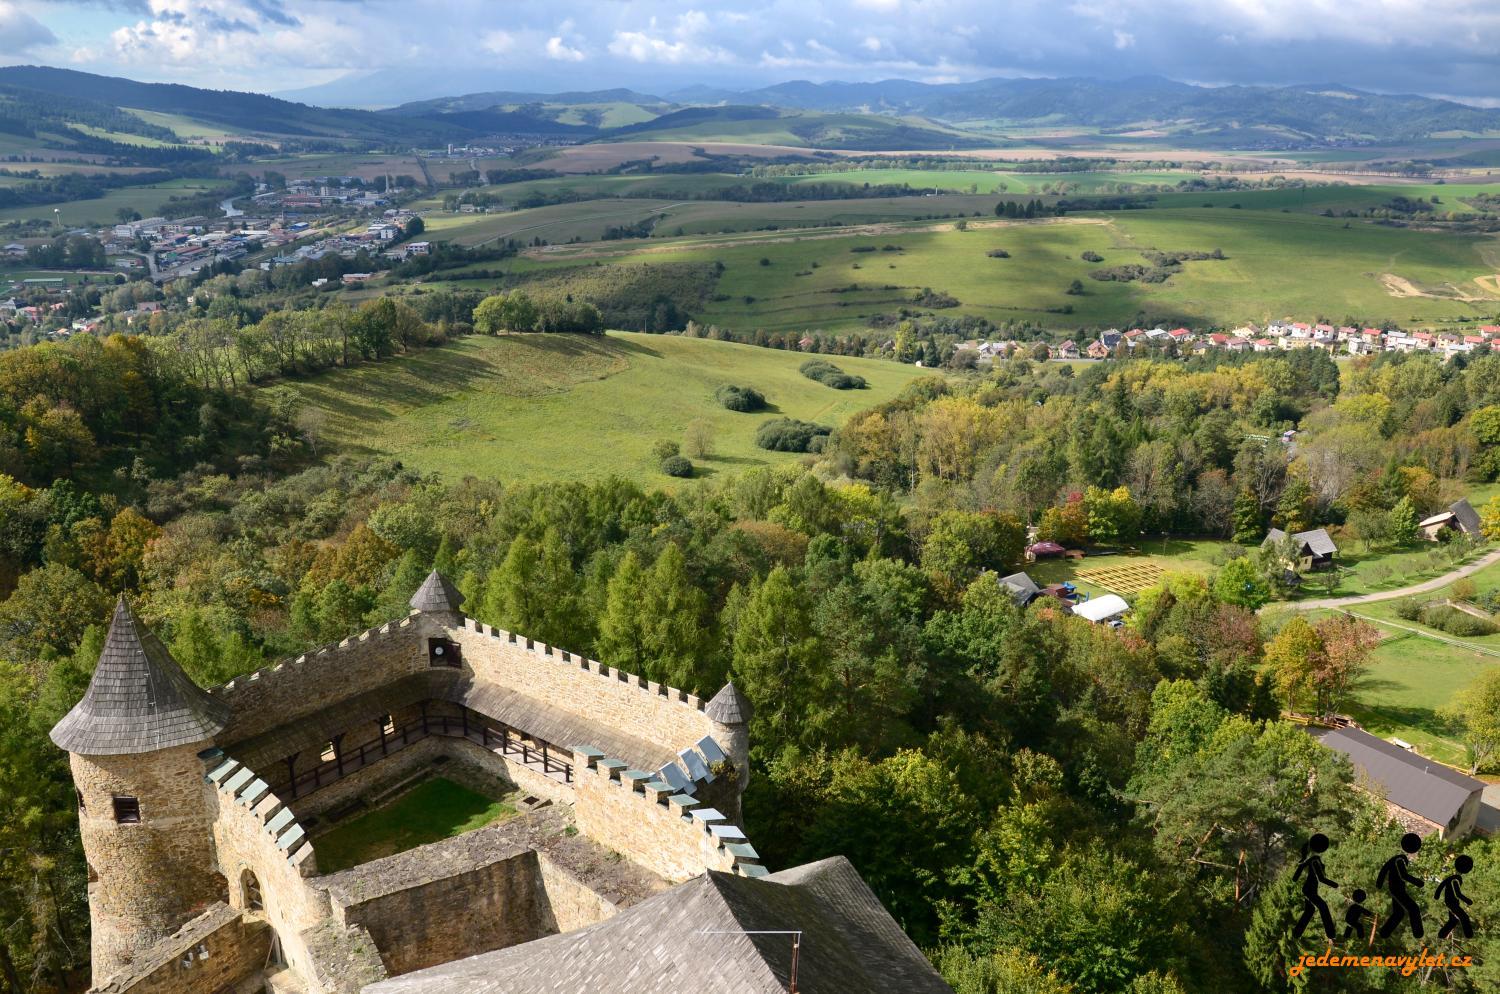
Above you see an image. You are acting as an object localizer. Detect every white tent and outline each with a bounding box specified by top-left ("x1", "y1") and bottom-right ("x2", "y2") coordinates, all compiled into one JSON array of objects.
[{"x1": 1072, "y1": 594, "x2": 1130, "y2": 623}]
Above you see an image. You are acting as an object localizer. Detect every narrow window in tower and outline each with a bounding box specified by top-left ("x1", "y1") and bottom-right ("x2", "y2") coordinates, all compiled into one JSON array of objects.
[
  {"x1": 381, "y1": 713, "x2": 396, "y2": 736},
  {"x1": 76, "y1": 788, "x2": 85, "y2": 811},
  {"x1": 321, "y1": 741, "x2": 336, "y2": 763},
  {"x1": 112, "y1": 796, "x2": 140, "y2": 824}
]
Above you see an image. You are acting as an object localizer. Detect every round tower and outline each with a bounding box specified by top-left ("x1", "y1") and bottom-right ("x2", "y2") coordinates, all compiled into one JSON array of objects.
[
  {"x1": 50, "y1": 597, "x2": 230, "y2": 987},
  {"x1": 705, "y1": 681, "x2": 752, "y2": 790}
]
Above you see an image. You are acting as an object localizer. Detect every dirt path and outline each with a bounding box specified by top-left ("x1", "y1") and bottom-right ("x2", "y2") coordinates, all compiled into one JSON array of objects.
[
  {"x1": 1274, "y1": 548, "x2": 1500, "y2": 612},
  {"x1": 522, "y1": 215, "x2": 1111, "y2": 262}
]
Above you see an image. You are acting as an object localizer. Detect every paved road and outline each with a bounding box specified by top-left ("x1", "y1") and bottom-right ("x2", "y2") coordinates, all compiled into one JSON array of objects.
[{"x1": 1276, "y1": 547, "x2": 1500, "y2": 612}]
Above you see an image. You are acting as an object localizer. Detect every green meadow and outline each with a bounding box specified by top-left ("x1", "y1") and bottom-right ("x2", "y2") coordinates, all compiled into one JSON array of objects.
[
  {"x1": 497, "y1": 207, "x2": 1499, "y2": 332},
  {"x1": 282, "y1": 331, "x2": 934, "y2": 485},
  {"x1": 0, "y1": 177, "x2": 224, "y2": 225}
]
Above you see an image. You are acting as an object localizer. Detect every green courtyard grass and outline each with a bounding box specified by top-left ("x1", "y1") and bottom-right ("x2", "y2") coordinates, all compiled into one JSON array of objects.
[
  {"x1": 313, "y1": 777, "x2": 518, "y2": 872},
  {"x1": 282, "y1": 331, "x2": 935, "y2": 486}
]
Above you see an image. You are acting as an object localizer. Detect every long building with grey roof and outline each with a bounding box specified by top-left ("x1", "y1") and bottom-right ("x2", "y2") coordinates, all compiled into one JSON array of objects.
[{"x1": 1308, "y1": 725, "x2": 1485, "y2": 839}]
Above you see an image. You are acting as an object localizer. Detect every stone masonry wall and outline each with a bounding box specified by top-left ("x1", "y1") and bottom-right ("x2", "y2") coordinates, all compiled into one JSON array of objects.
[
  {"x1": 73, "y1": 745, "x2": 225, "y2": 987},
  {"x1": 534, "y1": 854, "x2": 621, "y2": 934},
  {"x1": 571, "y1": 749, "x2": 760, "y2": 884},
  {"x1": 450, "y1": 619, "x2": 717, "y2": 762},
  {"x1": 211, "y1": 617, "x2": 431, "y2": 744},
  {"x1": 92, "y1": 903, "x2": 269, "y2": 994},
  {"x1": 325, "y1": 839, "x2": 545, "y2": 978},
  {"x1": 206, "y1": 756, "x2": 330, "y2": 988}
]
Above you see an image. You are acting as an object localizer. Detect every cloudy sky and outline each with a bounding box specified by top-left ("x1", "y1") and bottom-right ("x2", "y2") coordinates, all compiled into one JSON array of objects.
[{"x1": 2, "y1": 0, "x2": 1499, "y2": 105}]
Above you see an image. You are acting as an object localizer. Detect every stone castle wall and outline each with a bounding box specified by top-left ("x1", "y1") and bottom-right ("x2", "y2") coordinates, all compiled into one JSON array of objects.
[
  {"x1": 91, "y1": 904, "x2": 269, "y2": 994},
  {"x1": 570, "y1": 746, "x2": 762, "y2": 884},
  {"x1": 451, "y1": 619, "x2": 718, "y2": 761},
  {"x1": 211, "y1": 617, "x2": 430, "y2": 744},
  {"x1": 73, "y1": 745, "x2": 226, "y2": 987},
  {"x1": 328, "y1": 845, "x2": 544, "y2": 978},
  {"x1": 205, "y1": 754, "x2": 328, "y2": 985}
]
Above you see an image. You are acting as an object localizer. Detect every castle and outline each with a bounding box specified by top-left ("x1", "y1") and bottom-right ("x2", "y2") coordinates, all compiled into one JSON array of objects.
[{"x1": 52, "y1": 572, "x2": 951, "y2": 994}]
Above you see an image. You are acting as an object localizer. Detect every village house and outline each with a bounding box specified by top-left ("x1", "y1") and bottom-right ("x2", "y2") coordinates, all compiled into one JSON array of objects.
[
  {"x1": 1264, "y1": 527, "x2": 1339, "y2": 572},
  {"x1": 1418, "y1": 498, "x2": 1483, "y2": 542},
  {"x1": 1053, "y1": 340, "x2": 1080, "y2": 360},
  {"x1": 998, "y1": 571, "x2": 1042, "y2": 607}
]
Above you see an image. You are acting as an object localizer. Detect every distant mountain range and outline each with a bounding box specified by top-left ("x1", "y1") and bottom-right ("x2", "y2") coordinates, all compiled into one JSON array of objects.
[{"x1": 4, "y1": 65, "x2": 1499, "y2": 156}]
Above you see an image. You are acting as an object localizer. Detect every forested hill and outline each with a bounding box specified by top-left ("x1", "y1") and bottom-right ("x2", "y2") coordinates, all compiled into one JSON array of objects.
[
  {"x1": 0, "y1": 66, "x2": 585, "y2": 144},
  {"x1": 692, "y1": 75, "x2": 1500, "y2": 143}
]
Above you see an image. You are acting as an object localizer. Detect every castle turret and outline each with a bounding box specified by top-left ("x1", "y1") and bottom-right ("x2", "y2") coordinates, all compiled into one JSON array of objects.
[
  {"x1": 705, "y1": 681, "x2": 752, "y2": 790},
  {"x1": 50, "y1": 597, "x2": 229, "y2": 986},
  {"x1": 411, "y1": 569, "x2": 465, "y2": 622}
]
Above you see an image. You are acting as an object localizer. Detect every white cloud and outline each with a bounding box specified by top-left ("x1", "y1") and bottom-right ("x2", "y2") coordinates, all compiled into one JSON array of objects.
[
  {"x1": 607, "y1": 11, "x2": 732, "y2": 65},
  {"x1": 1113, "y1": 30, "x2": 1135, "y2": 49},
  {"x1": 0, "y1": 2, "x2": 58, "y2": 54},
  {"x1": 545, "y1": 36, "x2": 585, "y2": 61},
  {"x1": 481, "y1": 30, "x2": 515, "y2": 55},
  {"x1": 862, "y1": 36, "x2": 883, "y2": 52}
]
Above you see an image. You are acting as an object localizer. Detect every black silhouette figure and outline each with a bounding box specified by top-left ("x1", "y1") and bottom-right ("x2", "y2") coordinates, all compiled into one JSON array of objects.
[
  {"x1": 1344, "y1": 888, "x2": 1373, "y2": 941},
  {"x1": 1436, "y1": 855, "x2": 1475, "y2": 940},
  {"x1": 1378, "y1": 833, "x2": 1425, "y2": 939},
  {"x1": 1293, "y1": 833, "x2": 1340, "y2": 939}
]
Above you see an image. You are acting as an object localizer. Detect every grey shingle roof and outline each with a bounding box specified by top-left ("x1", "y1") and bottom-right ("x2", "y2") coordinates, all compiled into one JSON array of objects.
[
  {"x1": 998, "y1": 571, "x2": 1041, "y2": 606},
  {"x1": 1309, "y1": 726, "x2": 1483, "y2": 828},
  {"x1": 1450, "y1": 498, "x2": 1482, "y2": 536},
  {"x1": 410, "y1": 570, "x2": 465, "y2": 613},
  {"x1": 50, "y1": 597, "x2": 229, "y2": 755},
  {"x1": 362, "y1": 856, "x2": 952, "y2": 994},
  {"x1": 1264, "y1": 527, "x2": 1337, "y2": 557},
  {"x1": 705, "y1": 682, "x2": 751, "y2": 725}
]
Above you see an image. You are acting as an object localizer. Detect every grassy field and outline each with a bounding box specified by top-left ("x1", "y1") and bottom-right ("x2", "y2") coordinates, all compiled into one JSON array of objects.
[
  {"x1": 0, "y1": 177, "x2": 224, "y2": 225},
  {"x1": 1345, "y1": 632, "x2": 1491, "y2": 769},
  {"x1": 495, "y1": 207, "x2": 1500, "y2": 332},
  {"x1": 283, "y1": 332, "x2": 935, "y2": 485},
  {"x1": 1025, "y1": 538, "x2": 1223, "y2": 599},
  {"x1": 243, "y1": 153, "x2": 426, "y2": 183},
  {"x1": 313, "y1": 777, "x2": 518, "y2": 872},
  {"x1": 422, "y1": 198, "x2": 685, "y2": 246}
]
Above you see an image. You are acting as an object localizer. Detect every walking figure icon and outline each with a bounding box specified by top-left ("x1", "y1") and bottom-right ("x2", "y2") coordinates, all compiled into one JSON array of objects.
[
  {"x1": 1378, "y1": 833, "x2": 1426, "y2": 939},
  {"x1": 1293, "y1": 833, "x2": 1340, "y2": 939},
  {"x1": 1436, "y1": 855, "x2": 1475, "y2": 940}
]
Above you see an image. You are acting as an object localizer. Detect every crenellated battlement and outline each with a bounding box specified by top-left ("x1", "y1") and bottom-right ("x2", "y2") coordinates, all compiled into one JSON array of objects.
[
  {"x1": 204, "y1": 753, "x2": 316, "y2": 876},
  {"x1": 458, "y1": 616, "x2": 707, "y2": 714},
  {"x1": 569, "y1": 738, "x2": 764, "y2": 884},
  {"x1": 210, "y1": 616, "x2": 418, "y2": 706}
]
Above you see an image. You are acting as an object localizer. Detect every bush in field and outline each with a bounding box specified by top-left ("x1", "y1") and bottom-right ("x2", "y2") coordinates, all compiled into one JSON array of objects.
[
  {"x1": 1394, "y1": 597, "x2": 1423, "y2": 621},
  {"x1": 986, "y1": 248, "x2": 1010, "y2": 258},
  {"x1": 651, "y1": 440, "x2": 679, "y2": 462},
  {"x1": 755, "y1": 418, "x2": 832, "y2": 453},
  {"x1": 799, "y1": 358, "x2": 867, "y2": 390},
  {"x1": 715, "y1": 384, "x2": 767, "y2": 412},
  {"x1": 1420, "y1": 604, "x2": 1498, "y2": 637},
  {"x1": 660, "y1": 455, "x2": 694, "y2": 478}
]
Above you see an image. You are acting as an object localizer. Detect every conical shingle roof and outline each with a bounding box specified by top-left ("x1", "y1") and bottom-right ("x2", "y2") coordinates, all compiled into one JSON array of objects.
[
  {"x1": 50, "y1": 597, "x2": 229, "y2": 755},
  {"x1": 705, "y1": 681, "x2": 752, "y2": 725},
  {"x1": 410, "y1": 570, "x2": 465, "y2": 614}
]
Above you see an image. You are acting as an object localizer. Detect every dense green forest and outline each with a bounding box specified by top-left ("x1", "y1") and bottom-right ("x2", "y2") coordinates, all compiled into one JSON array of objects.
[{"x1": 3, "y1": 328, "x2": 1500, "y2": 992}]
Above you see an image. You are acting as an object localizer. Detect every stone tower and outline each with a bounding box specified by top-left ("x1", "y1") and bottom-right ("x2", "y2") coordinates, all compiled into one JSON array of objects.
[
  {"x1": 705, "y1": 681, "x2": 752, "y2": 787},
  {"x1": 50, "y1": 597, "x2": 230, "y2": 986}
]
